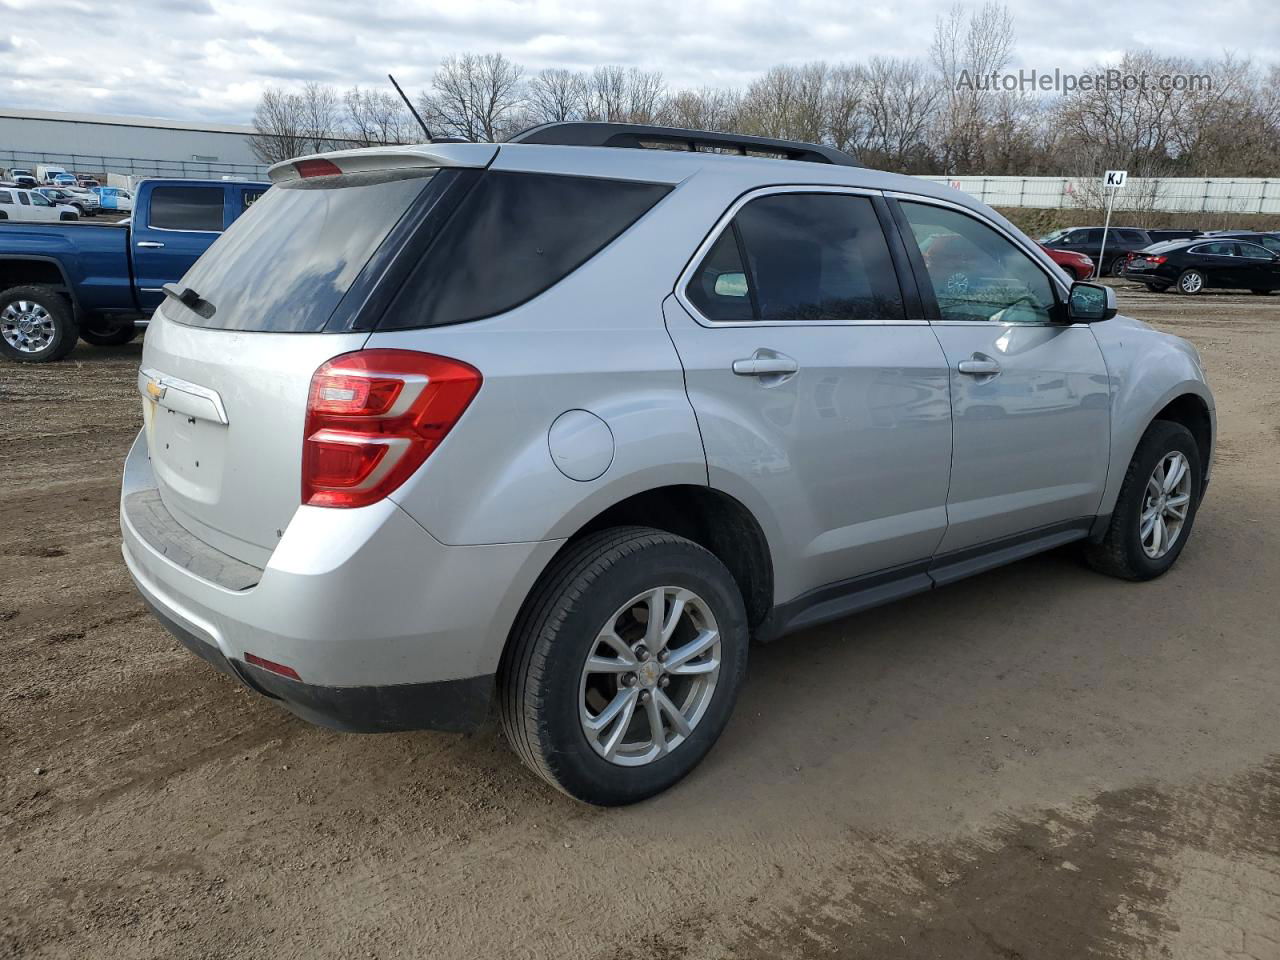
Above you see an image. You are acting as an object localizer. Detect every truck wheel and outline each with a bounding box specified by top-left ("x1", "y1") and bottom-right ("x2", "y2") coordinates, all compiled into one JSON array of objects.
[
  {"x1": 1086, "y1": 420, "x2": 1201, "y2": 581},
  {"x1": 499, "y1": 527, "x2": 748, "y2": 806},
  {"x1": 0, "y1": 285, "x2": 80, "y2": 363},
  {"x1": 79, "y1": 319, "x2": 138, "y2": 346},
  {"x1": 59, "y1": 211, "x2": 78, "y2": 221}
]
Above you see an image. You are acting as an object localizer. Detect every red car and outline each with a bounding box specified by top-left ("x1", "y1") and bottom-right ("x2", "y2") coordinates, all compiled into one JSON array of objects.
[{"x1": 1040, "y1": 244, "x2": 1095, "y2": 280}]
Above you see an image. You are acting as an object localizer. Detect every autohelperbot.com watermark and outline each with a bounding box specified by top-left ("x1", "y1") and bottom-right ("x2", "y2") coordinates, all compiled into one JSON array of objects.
[{"x1": 957, "y1": 68, "x2": 1213, "y2": 94}]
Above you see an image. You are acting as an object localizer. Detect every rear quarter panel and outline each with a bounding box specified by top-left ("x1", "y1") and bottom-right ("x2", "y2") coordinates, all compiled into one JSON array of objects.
[{"x1": 0, "y1": 221, "x2": 134, "y2": 310}]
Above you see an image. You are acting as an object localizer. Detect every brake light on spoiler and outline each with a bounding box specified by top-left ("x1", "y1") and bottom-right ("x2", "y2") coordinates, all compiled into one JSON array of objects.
[{"x1": 302, "y1": 350, "x2": 482, "y2": 508}]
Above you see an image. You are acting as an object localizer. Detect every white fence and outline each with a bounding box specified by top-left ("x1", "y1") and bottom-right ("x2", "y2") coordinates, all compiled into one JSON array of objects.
[{"x1": 916, "y1": 176, "x2": 1280, "y2": 214}]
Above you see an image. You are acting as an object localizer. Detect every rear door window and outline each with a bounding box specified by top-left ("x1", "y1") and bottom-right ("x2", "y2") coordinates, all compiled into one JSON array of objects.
[
  {"x1": 150, "y1": 186, "x2": 224, "y2": 231},
  {"x1": 1238, "y1": 242, "x2": 1272, "y2": 260},
  {"x1": 167, "y1": 170, "x2": 436, "y2": 333},
  {"x1": 705, "y1": 192, "x2": 904, "y2": 323},
  {"x1": 381, "y1": 172, "x2": 670, "y2": 329}
]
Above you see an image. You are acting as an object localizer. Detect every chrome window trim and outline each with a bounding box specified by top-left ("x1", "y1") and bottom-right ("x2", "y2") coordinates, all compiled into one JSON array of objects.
[{"x1": 674, "y1": 184, "x2": 928, "y2": 329}]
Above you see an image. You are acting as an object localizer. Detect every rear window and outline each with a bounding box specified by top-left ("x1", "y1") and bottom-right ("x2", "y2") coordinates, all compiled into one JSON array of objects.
[
  {"x1": 167, "y1": 171, "x2": 433, "y2": 333},
  {"x1": 380, "y1": 171, "x2": 670, "y2": 329},
  {"x1": 150, "y1": 186, "x2": 224, "y2": 231}
]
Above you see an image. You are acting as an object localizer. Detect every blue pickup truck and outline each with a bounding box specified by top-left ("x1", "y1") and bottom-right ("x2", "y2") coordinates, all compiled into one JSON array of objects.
[{"x1": 0, "y1": 178, "x2": 268, "y2": 362}]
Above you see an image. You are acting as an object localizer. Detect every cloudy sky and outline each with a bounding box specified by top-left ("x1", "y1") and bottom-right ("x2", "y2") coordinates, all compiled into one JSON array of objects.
[{"x1": 2, "y1": 0, "x2": 1277, "y2": 125}]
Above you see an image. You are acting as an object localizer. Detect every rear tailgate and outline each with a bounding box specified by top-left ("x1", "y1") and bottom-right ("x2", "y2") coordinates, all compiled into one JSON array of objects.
[
  {"x1": 140, "y1": 314, "x2": 368, "y2": 566},
  {"x1": 138, "y1": 148, "x2": 492, "y2": 566}
]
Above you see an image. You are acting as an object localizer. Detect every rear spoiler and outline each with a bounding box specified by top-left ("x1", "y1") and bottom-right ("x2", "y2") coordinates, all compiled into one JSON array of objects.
[{"x1": 268, "y1": 143, "x2": 498, "y2": 184}]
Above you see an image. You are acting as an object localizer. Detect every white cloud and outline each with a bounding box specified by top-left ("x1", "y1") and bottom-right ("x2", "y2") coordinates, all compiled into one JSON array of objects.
[{"x1": 0, "y1": 0, "x2": 1275, "y2": 124}]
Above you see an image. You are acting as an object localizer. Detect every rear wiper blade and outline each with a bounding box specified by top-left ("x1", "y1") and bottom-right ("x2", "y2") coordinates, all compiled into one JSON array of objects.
[{"x1": 162, "y1": 282, "x2": 215, "y2": 318}]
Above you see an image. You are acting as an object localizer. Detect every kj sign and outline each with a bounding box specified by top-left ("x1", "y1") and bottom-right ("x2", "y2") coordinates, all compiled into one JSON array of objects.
[{"x1": 1104, "y1": 169, "x2": 1128, "y2": 189}]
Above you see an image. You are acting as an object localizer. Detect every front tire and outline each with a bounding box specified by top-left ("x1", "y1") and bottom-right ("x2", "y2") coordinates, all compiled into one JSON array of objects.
[
  {"x1": 0, "y1": 285, "x2": 79, "y2": 362},
  {"x1": 499, "y1": 527, "x2": 748, "y2": 805},
  {"x1": 1086, "y1": 420, "x2": 1202, "y2": 581}
]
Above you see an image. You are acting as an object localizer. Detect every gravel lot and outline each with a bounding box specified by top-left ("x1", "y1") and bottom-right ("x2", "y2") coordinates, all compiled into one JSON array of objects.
[{"x1": 2, "y1": 285, "x2": 1278, "y2": 959}]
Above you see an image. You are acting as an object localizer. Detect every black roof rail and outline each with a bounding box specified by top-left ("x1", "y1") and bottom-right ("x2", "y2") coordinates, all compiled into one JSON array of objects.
[{"x1": 507, "y1": 121, "x2": 860, "y2": 167}]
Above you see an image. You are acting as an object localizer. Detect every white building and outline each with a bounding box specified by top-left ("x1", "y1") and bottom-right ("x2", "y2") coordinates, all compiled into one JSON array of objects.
[{"x1": 0, "y1": 107, "x2": 270, "y2": 180}]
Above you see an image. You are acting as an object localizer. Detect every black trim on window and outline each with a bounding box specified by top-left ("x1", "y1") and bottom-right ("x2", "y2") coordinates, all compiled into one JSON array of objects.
[{"x1": 326, "y1": 168, "x2": 483, "y2": 333}]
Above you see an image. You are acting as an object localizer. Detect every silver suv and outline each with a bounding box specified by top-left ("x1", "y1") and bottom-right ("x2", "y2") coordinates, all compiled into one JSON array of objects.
[{"x1": 120, "y1": 123, "x2": 1214, "y2": 805}]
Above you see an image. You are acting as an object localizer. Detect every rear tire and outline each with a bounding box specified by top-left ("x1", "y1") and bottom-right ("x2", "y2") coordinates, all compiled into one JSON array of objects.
[
  {"x1": 498, "y1": 526, "x2": 748, "y2": 806},
  {"x1": 79, "y1": 319, "x2": 138, "y2": 346},
  {"x1": 1107, "y1": 257, "x2": 1126, "y2": 277},
  {"x1": 1086, "y1": 420, "x2": 1201, "y2": 581},
  {"x1": 1149, "y1": 282, "x2": 1170, "y2": 293},
  {"x1": 1176, "y1": 269, "x2": 1205, "y2": 294},
  {"x1": 0, "y1": 285, "x2": 79, "y2": 363}
]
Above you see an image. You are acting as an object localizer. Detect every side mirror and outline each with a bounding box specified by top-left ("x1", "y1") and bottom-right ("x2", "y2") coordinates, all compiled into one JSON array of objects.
[{"x1": 1067, "y1": 281, "x2": 1117, "y2": 322}]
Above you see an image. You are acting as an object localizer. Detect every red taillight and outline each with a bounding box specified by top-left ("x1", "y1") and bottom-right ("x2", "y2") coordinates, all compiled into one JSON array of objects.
[
  {"x1": 1146, "y1": 255, "x2": 1168, "y2": 264},
  {"x1": 294, "y1": 158, "x2": 342, "y2": 178},
  {"x1": 302, "y1": 349, "x2": 482, "y2": 509}
]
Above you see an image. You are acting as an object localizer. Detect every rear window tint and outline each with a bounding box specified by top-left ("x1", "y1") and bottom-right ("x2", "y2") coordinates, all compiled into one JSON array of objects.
[
  {"x1": 167, "y1": 171, "x2": 433, "y2": 333},
  {"x1": 380, "y1": 171, "x2": 670, "y2": 329},
  {"x1": 150, "y1": 187, "x2": 224, "y2": 231}
]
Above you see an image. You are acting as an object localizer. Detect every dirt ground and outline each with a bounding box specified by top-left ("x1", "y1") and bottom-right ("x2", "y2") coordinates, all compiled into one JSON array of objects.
[{"x1": 2, "y1": 285, "x2": 1278, "y2": 960}]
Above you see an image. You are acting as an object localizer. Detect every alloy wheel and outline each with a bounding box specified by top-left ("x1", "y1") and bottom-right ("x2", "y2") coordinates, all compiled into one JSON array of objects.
[
  {"x1": 1141, "y1": 451, "x2": 1192, "y2": 559},
  {"x1": 1180, "y1": 272, "x2": 1203, "y2": 294},
  {"x1": 579, "y1": 586, "x2": 721, "y2": 766},
  {"x1": 0, "y1": 300, "x2": 55, "y2": 353}
]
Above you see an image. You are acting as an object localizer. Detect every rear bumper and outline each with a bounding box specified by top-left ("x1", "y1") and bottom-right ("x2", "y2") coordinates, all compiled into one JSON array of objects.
[
  {"x1": 139, "y1": 590, "x2": 493, "y2": 732},
  {"x1": 120, "y1": 431, "x2": 562, "y2": 733}
]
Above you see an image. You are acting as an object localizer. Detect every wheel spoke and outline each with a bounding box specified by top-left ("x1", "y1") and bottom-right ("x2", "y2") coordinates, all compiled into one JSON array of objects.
[
  {"x1": 585, "y1": 655, "x2": 633, "y2": 674},
  {"x1": 664, "y1": 628, "x2": 718, "y2": 673},
  {"x1": 1141, "y1": 513, "x2": 1157, "y2": 542},
  {"x1": 655, "y1": 689, "x2": 692, "y2": 738},
  {"x1": 600, "y1": 690, "x2": 639, "y2": 759},
  {"x1": 643, "y1": 588, "x2": 665, "y2": 653},
  {"x1": 585, "y1": 687, "x2": 637, "y2": 735},
  {"x1": 1152, "y1": 515, "x2": 1165, "y2": 554},
  {"x1": 595, "y1": 628, "x2": 637, "y2": 665},
  {"x1": 644, "y1": 694, "x2": 667, "y2": 755},
  {"x1": 1164, "y1": 455, "x2": 1187, "y2": 492},
  {"x1": 660, "y1": 589, "x2": 694, "y2": 648}
]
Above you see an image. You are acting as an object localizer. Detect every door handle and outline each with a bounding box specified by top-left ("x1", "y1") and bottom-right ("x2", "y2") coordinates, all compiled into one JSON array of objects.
[
  {"x1": 957, "y1": 357, "x2": 1001, "y2": 376},
  {"x1": 136, "y1": 241, "x2": 164, "y2": 249},
  {"x1": 732, "y1": 354, "x2": 799, "y2": 377}
]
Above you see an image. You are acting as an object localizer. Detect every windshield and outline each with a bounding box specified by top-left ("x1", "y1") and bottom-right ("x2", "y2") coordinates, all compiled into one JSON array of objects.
[
  {"x1": 168, "y1": 170, "x2": 434, "y2": 333},
  {"x1": 1039, "y1": 229, "x2": 1069, "y2": 244}
]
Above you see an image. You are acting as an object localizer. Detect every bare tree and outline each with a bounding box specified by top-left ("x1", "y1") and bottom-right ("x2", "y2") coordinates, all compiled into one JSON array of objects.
[
  {"x1": 862, "y1": 57, "x2": 941, "y2": 172},
  {"x1": 931, "y1": 1, "x2": 1016, "y2": 173},
  {"x1": 583, "y1": 66, "x2": 666, "y2": 123},
  {"x1": 424, "y1": 52, "x2": 526, "y2": 141},
  {"x1": 344, "y1": 87, "x2": 412, "y2": 146},
  {"x1": 825, "y1": 64, "x2": 867, "y2": 154},
  {"x1": 526, "y1": 68, "x2": 586, "y2": 123},
  {"x1": 660, "y1": 87, "x2": 741, "y2": 132},
  {"x1": 249, "y1": 87, "x2": 310, "y2": 164}
]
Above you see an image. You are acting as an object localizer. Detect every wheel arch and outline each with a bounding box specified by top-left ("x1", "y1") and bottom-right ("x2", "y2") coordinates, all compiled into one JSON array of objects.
[
  {"x1": 519, "y1": 484, "x2": 775, "y2": 634},
  {"x1": 0, "y1": 256, "x2": 78, "y2": 312}
]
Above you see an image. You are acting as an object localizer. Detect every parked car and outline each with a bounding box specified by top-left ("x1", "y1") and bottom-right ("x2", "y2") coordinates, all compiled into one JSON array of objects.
[
  {"x1": 76, "y1": 176, "x2": 100, "y2": 188},
  {"x1": 35, "y1": 186, "x2": 99, "y2": 217},
  {"x1": 5, "y1": 168, "x2": 38, "y2": 188},
  {"x1": 0, "y1": 187, "x2": 79, "y2": 223},
  {"x1": 1193, "y1": 230, "x2": 1280, "y2": 255},
  {"x1": 1146, "y1": 228, "x2": 1202, "y2": 243},
  {"x1": 92, "y1": 185, "x2": 133, "y2": 212},
  {"x1": 1040, "y1": 243, "x2": 1094, "y2": 280},
  {"x1": 1039, "y1": 226, "x2": 1164, "y2": 277},
  {"x1": 118, "y1": 123, "x2": 1215, "y2": 805},
  {"x1": 36, "y1": 164, "x2": 71, "y2": 184},
  {"x1": 0, "y1": 177, "x2": 268, "y2": 360},
  {"x1": 1121, "y1": 237, "x2": 1280, "y2": 294}
]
